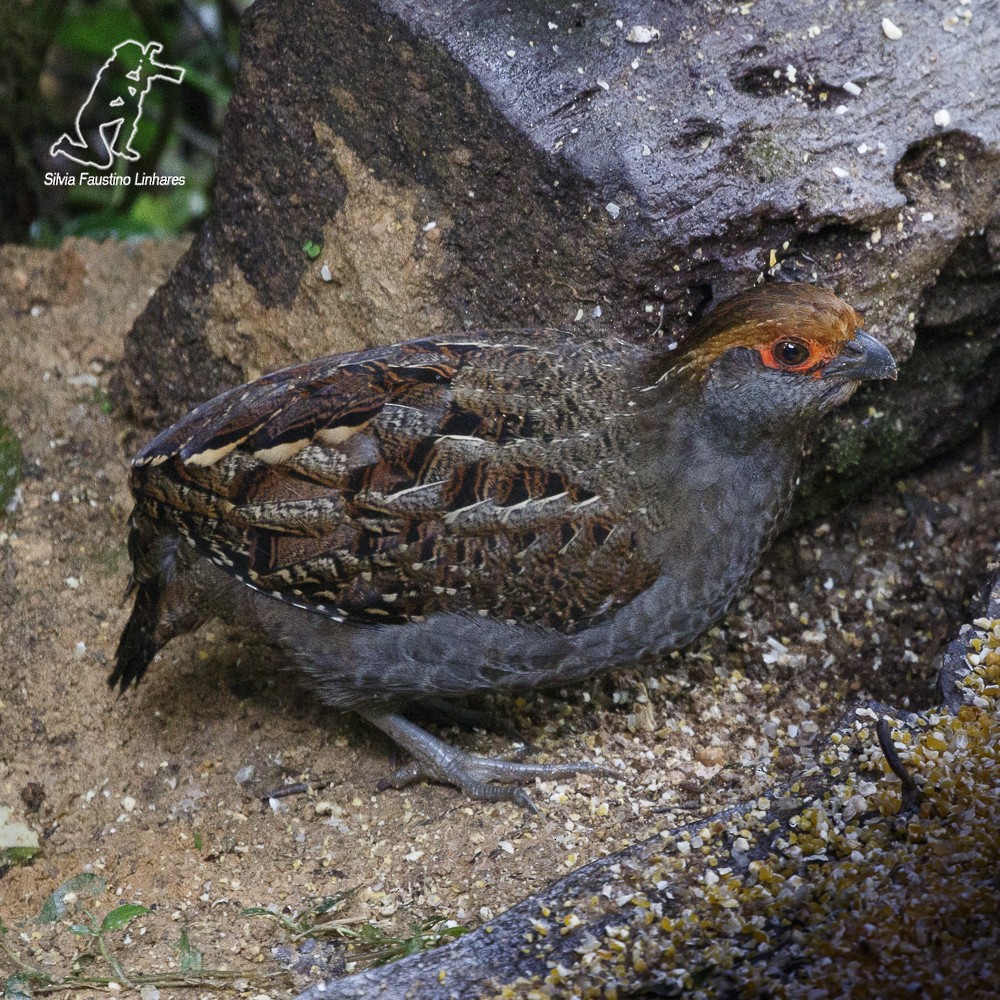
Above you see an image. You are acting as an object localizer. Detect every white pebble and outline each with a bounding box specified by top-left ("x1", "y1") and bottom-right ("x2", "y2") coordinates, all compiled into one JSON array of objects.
[
  {"x1": 882, "y1": 18, "x2": 903, "y2": 40},
  {"x1": 626, "y1": 26, "x2": 660, "y2": 44},
  {"x1": 843, "y1": 80, "x2": 862, "y2": 96},
  {"x1": 606, "y1": 201, "x2": 621, "y2": 219},
  {"x1": 320, "y1": 263, "x2": 332, "y2": 282},
  {"x1": 921, "y1": 212, "x2": 935, "y2": 222},
  {"x1": 934, "y1": 108, "x2": 952, "y2": 127},
  {"x1": 422, "y1": 220, "x2": 437, "y2": 232},
  {"x1": 65, "y1": 576, "x2": 80, "y2": 589},
  {"x1": 74, "y1": 641, "x2": 87, "y2": 659},
  {"x1": 831, "y1": 166, "x2": 850, "y2": 179}
]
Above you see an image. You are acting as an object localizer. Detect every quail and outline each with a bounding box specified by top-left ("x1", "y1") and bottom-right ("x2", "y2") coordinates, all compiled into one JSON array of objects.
[{"x1": 111, "y1": 282, "x2": 896, "y2": 807}]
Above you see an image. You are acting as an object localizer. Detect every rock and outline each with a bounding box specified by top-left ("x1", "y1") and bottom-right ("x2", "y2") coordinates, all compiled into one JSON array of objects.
[{"x1": 112, "y1": 0, "x2": 1000, "y2": 510}]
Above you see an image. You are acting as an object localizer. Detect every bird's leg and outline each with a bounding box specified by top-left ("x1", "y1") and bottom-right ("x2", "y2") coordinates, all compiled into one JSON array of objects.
[
  {"x1": 358, "y1": 709, "x2": 611, "y2": 811},
  {"x1": 409, "y1": 697, "x2": 526, "y2": 742}
]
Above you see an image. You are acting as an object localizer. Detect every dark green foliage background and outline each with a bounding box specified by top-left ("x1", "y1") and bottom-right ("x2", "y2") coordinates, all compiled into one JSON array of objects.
[{"x1": 0, "y1": 0, "x2": 242, "y2": 244}]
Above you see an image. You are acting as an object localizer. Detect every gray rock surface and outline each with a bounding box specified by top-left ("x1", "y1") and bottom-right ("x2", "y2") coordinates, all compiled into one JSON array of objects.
[{"x1": 113, "y1": 1, "x2": 1000, "y2": 512}]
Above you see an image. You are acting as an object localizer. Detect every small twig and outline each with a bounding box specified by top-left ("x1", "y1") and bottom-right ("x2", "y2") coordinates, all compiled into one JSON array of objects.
[
  {"x1": 96, "y1": 933, "x2": 133, "y2": 988},
  {"x1": 259, "y1": 777, "x2": 334, "y2": 801},
  {"x1": 290, "y1": 915, "x2": 371, "y2": 942},
  {"x1": 875, "y1": 717, "x2": 921, "y2": 812},
  {"x1": 32, "y1": 968, "x2": 287, "y2": 995},
  {"x1": 551, "y1": 280, "x2": 597, "y2": 303}
]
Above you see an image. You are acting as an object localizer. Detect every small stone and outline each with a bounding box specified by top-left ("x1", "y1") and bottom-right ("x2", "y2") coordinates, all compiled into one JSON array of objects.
[
  {"x1": 625, "y1": 26, "x2": 660, "y2": 44},
  {"x1": 882, "y1": 18, "x2": 903, "y2": 40},
  {"x1": 696, "y1": 746, "x2": 726, "y2": 767},
  {"x1": 934, "y1": 109, "x2": 952, "y2": 128}
]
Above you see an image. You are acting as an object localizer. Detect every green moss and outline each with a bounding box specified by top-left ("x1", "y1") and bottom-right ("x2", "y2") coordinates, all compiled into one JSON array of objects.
[{"x1": 0, "y1": 422, "x2": 22, "y2": 513}]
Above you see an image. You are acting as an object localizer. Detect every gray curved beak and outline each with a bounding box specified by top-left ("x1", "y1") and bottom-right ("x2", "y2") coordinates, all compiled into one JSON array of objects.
[{"x1": 823, "y1": 330, "x2": 897, "y2": 382}]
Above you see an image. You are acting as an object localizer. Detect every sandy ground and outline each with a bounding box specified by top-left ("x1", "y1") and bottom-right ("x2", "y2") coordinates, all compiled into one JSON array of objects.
[{"x1": 1, "y1": 237, "x2": 999, "y2": 996}]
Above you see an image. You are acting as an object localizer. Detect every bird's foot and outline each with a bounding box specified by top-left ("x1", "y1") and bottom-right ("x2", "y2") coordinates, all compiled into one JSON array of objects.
[{"x1": 361, "y1": 709, "x2": 611, "y2": 812}]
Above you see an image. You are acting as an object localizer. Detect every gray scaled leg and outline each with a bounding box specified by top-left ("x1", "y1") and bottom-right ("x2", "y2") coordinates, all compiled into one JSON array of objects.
[{"x1": 359, "y1": 709, "x2": 611, "y2": 812}]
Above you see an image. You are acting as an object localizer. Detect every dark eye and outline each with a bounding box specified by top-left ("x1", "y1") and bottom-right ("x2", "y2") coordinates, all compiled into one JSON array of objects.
[{"x1": 775, "y1": 339, "x2": 810, "y2": 367}]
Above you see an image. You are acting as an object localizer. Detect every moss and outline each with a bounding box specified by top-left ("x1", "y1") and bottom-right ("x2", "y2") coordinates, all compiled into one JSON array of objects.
[{"x1": 0, "y1": 421, "x2": 22, "y2": 513}]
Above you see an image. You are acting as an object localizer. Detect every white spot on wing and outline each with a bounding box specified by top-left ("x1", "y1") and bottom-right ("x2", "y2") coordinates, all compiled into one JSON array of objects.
[
  {"x1": 316, "y1": 424, "x2": 363, "y2": 445},
  {"x1": 183, "y1": 440, "x2": 241, "y2": 466},
  {"x1": 254, "y1": 439, "x2": 310, "y2": 463}
]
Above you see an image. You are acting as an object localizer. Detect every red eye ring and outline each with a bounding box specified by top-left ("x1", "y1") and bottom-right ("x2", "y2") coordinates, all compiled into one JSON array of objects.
[{"x1": 760, "y1": 337, "x2": 815, "y2": 372}]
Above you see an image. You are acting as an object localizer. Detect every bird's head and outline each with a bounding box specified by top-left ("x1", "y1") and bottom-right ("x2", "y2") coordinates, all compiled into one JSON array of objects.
[{"x1": 663, "y1": 283, "x2": 897, "y2": 447}]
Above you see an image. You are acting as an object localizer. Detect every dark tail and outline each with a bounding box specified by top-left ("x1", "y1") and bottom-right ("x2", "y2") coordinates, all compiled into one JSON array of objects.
[{"x1": 109, "y1": 577, "x2": 163, "y2": 692}]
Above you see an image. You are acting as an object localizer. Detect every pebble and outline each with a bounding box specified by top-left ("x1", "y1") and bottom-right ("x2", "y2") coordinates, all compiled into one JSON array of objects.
[
  {"x1": 882, "y1": 18, "x2": 903, "y2": 40},
  {"x1": 696, "y1": 746, "x2": 726, "y2": 767},
  {"x1": 626, "y1": 26, "x2": 659, "y2": 44}
]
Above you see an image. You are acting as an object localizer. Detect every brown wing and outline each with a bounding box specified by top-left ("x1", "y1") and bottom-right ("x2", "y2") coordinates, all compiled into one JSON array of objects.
[{"x1": 130, "y1": 336, "x2": 659, "y2": 633}]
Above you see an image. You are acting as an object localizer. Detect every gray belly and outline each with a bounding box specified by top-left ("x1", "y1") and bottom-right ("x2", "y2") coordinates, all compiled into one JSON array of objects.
[{"x1": 197, "y1": 440, "x2": 795, "y2": 710}]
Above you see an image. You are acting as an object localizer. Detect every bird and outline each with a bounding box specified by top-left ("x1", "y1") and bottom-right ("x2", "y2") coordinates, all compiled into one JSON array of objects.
[{"x1": 110, "y1": 282, "x2": 896, "y2": 808}]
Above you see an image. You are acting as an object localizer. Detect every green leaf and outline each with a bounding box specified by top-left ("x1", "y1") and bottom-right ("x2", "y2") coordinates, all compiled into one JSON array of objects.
[
  {"x1": 36, "y1": 873, "x2": 105, "y2": 924},
  {"x1": 54, "y1": 2, "x2": 145, "y2": 57},
  {"x1": 192, "y1": 830, "x2": 203, "y2": 852},
  {"x1": 0, "y1": 846, "x2": 39, "y2": 867},
  {"x1": 302, "y1": 240, "x2": 322, "y2": 259},
  {"x1": 4, "y1": 974, "x2": 34, "y2": 1000},
  {"x1": 100, "y1": 904, "x2": 149, "y2": 934},
  {"x1": 92, "y1": 388, "x2": 112, "y2": 415},
  {"x1": 68, "y1": 924, "x2": 92, "y2": 936},
  {"x1": 182, "y1": 66, "x2": 232, "y2": 108},
  {"x1": 175, "y1": 928, "x2": 202, "y2": 973}
]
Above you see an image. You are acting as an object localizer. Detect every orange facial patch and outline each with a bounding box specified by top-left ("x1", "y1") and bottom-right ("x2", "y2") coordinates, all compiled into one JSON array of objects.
[{"x1": 675, "y1": 284, "x2": 864, "y2": 381}]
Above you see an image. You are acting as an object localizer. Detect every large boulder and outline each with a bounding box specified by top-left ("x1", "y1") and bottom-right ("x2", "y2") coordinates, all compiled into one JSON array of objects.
[{"x1": 112, "y1": 0, "x2": 1000, "y2": 510}]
